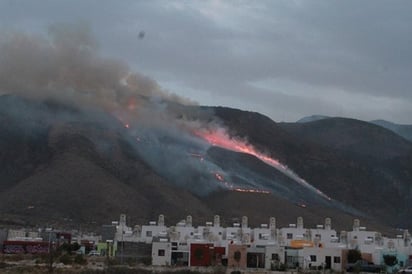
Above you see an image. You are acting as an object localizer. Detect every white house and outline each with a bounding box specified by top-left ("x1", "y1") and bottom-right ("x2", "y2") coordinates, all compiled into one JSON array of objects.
[
  {"x1": 309, "y1": 218, "x2": 340, "y2": 248},
  {"x1": 152, "y1": 240, "x2": 172, "y2": 266},
  {"x1": 299, "y1": 247, "x2": 343, "y2": 271},
  {"x1": 279, "y1": 217, "x2": 308, "y2": 246},
  {"x1": 264, "y1": 245, "x2": 286, "y2": 270}
]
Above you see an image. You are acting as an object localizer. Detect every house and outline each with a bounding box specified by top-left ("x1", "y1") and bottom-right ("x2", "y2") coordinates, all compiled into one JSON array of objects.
[
  {"x1": 265, "y1": 245, "x2": 286, "y2": 270},
  {"x1": 309, "y1": 218, "x2": 340, "y2": 248},
  {"x1": 225, "y1": 216, "x2": 252, "y2": 245},
  {"x1": 279, "y1": 217, "x2": 308, "y2": 246},
  {"x1": 299, "y1": 247, "x2": 343, "y2": 271},
  {"x1": 227, "y1": 244, "x2": 247, "y2": 268},
  {"x1": 171, "y1": 241, "x2": 190, "y2": 266},
  {"x1": 152, "y1": 240, "x2": 171, "y2": 266},
  {"x1": 190, "y1": 243, "x2": 214, "y2": 266},
  {"x1": 140, "y1": 215, "x2": 168, "y2": 244},
  {"x1": 247, "y1": 246, "x2": 266, "y2": 268}
]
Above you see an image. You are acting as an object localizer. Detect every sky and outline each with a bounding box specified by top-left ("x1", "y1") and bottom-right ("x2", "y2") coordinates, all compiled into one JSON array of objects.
[{"x1": 1, "y1": 0, "x2": 412, "y2": 123}]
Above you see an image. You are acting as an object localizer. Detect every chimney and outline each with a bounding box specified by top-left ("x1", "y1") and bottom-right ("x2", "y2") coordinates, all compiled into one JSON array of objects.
[
  {"x1": 325, "y1": 217, "x2": 331, "y2": 230},
  {"x1": 119, "y1": 214, "x2": 126, "y2": 226},
  {"x1": 158, "y1": 214, "x2": 165, "y2": 226},
  {"x1": 353, "y1": 219, "x2": 360, "y2": 231},
  {"x1": 214, "y1": 215, "x2": 220, "y2": 227},
  {"x1": 269, "y1": 217, "x2": 276, "y2": 230},
  {"x1": 186, "y1": 215, "x2": 192, "y2": 227},
  {"x1": 297, "y1": 217, "x2": 303, "y2": 229},
  {"x1": 241, "y1": 216, "x2": 248, "y2": 228}
]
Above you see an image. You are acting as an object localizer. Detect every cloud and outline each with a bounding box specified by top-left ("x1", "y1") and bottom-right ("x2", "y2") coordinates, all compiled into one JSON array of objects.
[
  {"x1": 1, "y1": 0, "x2": 411, "y2": 123},
  {"x1": 0, "y1": 22, "x2": 193, "y2": 110}
]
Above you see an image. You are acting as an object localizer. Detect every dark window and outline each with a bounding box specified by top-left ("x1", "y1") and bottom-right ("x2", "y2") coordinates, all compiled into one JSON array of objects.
[
  {"x1": 287, "y1": 233, "x2": 293, "y2": 239},
  {"x1": 158, "y1": 249, "x2": 165, "y2": 256},
  {"x1": 146, "y1": 231, "x2": 152, "y2": 237},
  {"x1": 310, "y1": 255, "x2": 317, "y2": 262},
  {"x1": 334, "y1": 256, "x2": 341, "y2": 263},
  {"x1": 272, "y1": 253, "x2": 279, "y2": 261}
]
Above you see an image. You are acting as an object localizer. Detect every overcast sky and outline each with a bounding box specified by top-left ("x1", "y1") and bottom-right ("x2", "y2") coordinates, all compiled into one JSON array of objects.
[{"x1": 1, "y1": 0, "x2": 412, "y2": 123}]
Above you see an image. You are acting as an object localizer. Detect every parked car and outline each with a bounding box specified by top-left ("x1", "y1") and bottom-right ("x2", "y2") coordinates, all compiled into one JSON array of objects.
[
  {"x1": 88, "y1": 250, "x2": 100, "y2": 256},
  {"x1": 399, "y1": 266, "x2": 412, "y2": 274},
  {"x1": 346, "y1": 260, "x2": 383, "y2": 273}
]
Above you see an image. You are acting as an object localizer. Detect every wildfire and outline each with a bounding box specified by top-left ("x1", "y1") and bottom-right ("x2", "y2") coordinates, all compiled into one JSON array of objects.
[
  {"x1": 194, "y1": 129, "x2": 285, "y2": 169},
  {"x1": 233, "y1": 188, "x2": 271, "y2": 194},
  {"x1": 212, "y1": 171, "x2": 270, "y2": 194},
  {"x1": 195, "y1": 128, "x2": 332, "y2": 201}
]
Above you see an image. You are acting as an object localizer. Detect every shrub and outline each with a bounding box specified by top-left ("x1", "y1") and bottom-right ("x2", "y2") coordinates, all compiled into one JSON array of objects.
[
  {"x1": 59, "y1": 253, "x2": 72, "y2": 265},
  {"x1": 347, "y1": 249, "x2": 362, "y2": 263},
  {"x1": 74, "y1": 254, "x2": 87, "y2": 265},
  {"x1": 383, "y1": 255, "x2": 398, "y2": 267}
]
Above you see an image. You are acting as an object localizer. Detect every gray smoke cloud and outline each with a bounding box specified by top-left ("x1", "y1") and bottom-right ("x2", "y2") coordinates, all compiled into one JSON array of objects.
[
  {"x1": 0, "y1": 23, "x2": 194, "y2": 112},
  {"x1": 0, "y1": 23, "x2": 229, "y2": 194},
  {"x1": 0, "y1": 23, "x2": 333, "y2": 201}
]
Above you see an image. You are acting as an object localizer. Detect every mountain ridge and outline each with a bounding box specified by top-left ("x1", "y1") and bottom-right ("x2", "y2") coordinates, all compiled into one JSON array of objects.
[{"x1": 0, "y1": 95, "x2": 411, "y2": 232}]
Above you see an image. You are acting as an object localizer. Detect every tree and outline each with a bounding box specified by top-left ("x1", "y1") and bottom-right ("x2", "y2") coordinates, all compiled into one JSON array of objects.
[
  {"x1": 383, "y1": 255, "x2": 398, "y2": 267},
  {"x1": 347, "y1": 249, "x2": 362, "y2": 263}
]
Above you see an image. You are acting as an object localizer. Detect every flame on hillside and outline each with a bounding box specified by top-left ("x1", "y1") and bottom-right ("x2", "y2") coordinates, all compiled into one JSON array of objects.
[{"x1": 194, "y1": 128, "x2": 332, "y2": 201}]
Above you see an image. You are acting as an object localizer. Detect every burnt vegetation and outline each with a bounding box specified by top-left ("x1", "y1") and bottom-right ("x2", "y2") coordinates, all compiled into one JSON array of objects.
[{"x1": 0, "y1": 94, "x2": 411, "y2": 232}]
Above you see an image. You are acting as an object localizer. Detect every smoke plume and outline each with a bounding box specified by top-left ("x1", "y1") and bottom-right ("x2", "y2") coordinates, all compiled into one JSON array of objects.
[{"x1": 0, "y1": 23, "x2": 193, "y2": 111}]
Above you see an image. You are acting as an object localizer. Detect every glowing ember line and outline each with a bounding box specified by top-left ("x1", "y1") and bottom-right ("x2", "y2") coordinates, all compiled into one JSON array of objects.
[
  {"x1": 195, "y1": 129, "x2": 332, "y2": 201},
  {"x1": 212, "y1": 171, "x2": 270, "y2": 194},
  {"x1": 233, "y1": 188, "x2": 271, "y2": 194}
]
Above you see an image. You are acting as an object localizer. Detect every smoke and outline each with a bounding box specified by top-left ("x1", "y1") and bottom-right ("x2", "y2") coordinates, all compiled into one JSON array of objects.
[
  {"x1": 0, "y1": 23, "x2": 193, "y2": 111},
  {"x1": 0, "y1": 23, "x2": 229, "y2": 194},
  {"x1": 0, "y1": 23, "x2": 339, "y2": 203}
]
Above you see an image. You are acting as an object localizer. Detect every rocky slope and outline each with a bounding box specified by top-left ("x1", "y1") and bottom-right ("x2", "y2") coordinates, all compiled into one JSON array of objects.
[{"x1": 0, "y1": 95, "x2": 411, "y2": 232}]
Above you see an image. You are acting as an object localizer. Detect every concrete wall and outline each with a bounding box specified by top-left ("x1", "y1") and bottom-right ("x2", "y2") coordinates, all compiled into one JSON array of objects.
[
  {"x1": 299, "y1": 247, "x2": 343, "y2": 271},
  {"x1": 152, "y1": 242, "x2": 171, "y2": 266}
]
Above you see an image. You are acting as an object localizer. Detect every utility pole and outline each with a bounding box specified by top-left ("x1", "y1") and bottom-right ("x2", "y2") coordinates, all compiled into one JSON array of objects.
[
  {"x1": 121, "y1": 231, "x2": 124, "y2": 264},
  {"x1": 47, "y1": 229, "x2": 53, "y2": 273}
]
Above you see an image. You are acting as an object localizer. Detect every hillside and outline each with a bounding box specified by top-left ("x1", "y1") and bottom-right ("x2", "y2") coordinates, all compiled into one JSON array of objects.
[
  {"x1": 208, "y1": 108, "x2": 412, "y2": 227},
  {"x1": 0, "y1": 95, "x2": 411, "y2": 232},
  {"x1": 371, "y1": 119, "x2": 412, "y2": 142}
]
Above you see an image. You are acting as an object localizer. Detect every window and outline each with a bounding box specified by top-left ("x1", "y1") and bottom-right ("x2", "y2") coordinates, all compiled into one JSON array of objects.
[
  {"x1": 310, "y1": 255, "x2": 317, "y2": 262},
  {"x1": 146, "y1": 231, "x2": 152, "y2": 237},
  {"x1": 158, "y1": 249, "x2": 165, "y2": 256},
  {"x1": 272, "y1": 253, "x2": 279, "y2": 261},
  {"x1": 287, "y1": 233, "x2": 293, "y2": 239},
  {"x1": 334, "y1": 256, "x2": 341, "y2": 263}
]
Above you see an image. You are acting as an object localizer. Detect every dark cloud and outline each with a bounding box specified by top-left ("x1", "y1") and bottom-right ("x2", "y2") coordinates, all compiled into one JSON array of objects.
[{"x1": 1, "y1": 0, "x2": 411, "y2": 123}]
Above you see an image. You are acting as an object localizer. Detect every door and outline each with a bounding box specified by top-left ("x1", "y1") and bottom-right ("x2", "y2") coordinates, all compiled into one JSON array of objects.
[{"x1": 325, "y1": 256, "x2": 331, "y2": 269}]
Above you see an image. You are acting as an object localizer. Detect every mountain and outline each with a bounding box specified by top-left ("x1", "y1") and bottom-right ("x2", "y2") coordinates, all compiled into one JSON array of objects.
[
  {"x1": 0, "y1": 95, "x2": 410, "y2": 233},
  {"x1": 296, "y1": 115, "x2": 330, "y2": 123},
  {"x1": 371, "y1": 119, "x2": 412, "y2": 142},
  {"x1": 279, "y1": 118, "x2": 412, "y2": 228}
]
